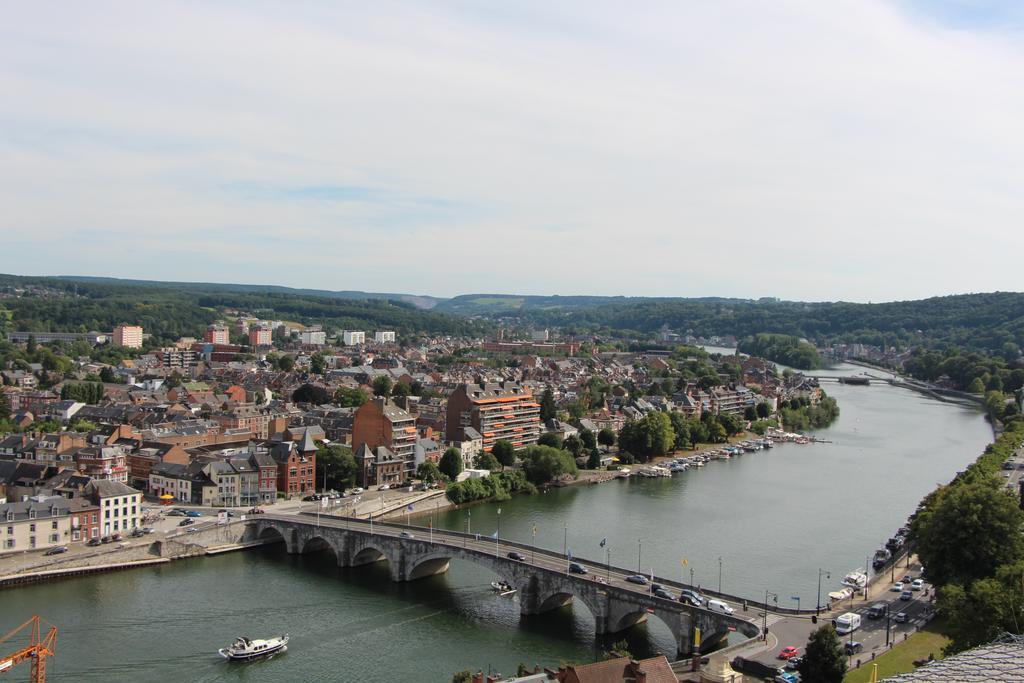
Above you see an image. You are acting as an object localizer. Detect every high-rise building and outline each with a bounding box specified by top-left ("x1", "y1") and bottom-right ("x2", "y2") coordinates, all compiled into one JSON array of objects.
[
  {"x1": 374, "y1": 331, "x2": 396, "y2": 343},
  {"x1": 343, "y1": 330, "x2": 366, "y2": 346},
  {"x1": 112, "y1": 324, "x2": 143, "y2": 349},
  {"x1": 353, "y1": 398, "x2": 418, "y2": 478},
  {"x1": 445, "y1": 381, "x2": 541, "y2": 452},
  {"x1": 204, "y1": 324, "x2": 230, "y2": 345},
  {"x1": 298, "y1": 326, "x2": 326, "y2": 345},
  {"x1": 248, "y1": 325, "x2": 273, "y2": 347}
]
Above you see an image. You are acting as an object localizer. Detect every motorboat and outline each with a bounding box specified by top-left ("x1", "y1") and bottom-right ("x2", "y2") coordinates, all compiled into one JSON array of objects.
[
  {"x1": 841, "y1": 569, "x2": 868, "y2": 589},
  {"x1": 218, "y1": 635, "x2": 289, "y2": 661},
  {"x1": 490, "y1": 581, "x2": 517, "y2": 596}
]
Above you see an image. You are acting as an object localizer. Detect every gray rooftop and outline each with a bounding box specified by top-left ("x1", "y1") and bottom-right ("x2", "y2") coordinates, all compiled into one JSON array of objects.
[{"x1": 884, "y1": 634, "x2": 1024, "y2": 682}]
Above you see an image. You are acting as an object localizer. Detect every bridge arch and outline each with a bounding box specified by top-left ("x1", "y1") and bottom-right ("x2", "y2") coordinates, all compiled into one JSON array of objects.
[
  {"x1": 300, "y1": 535, "x2": 340, "y2": 563},
  {"x1": 254, "y1": 524, "x2": 295, "y2": 554}
]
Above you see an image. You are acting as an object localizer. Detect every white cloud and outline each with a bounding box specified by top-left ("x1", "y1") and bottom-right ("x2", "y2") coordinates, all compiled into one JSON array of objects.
[{"x1": 1, "y1": 0, "x2": 1022, "y2": 300}]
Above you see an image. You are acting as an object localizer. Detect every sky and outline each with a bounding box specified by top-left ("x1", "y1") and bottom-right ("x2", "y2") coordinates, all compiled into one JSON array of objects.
[{"x1": 2, "y1": 1, "x2": 1024, "y2": 303}]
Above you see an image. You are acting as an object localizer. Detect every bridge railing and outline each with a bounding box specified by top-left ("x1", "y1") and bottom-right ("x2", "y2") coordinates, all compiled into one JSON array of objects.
[{"x1": 286, "y1": 511, "x2": 817, "y2": 616}]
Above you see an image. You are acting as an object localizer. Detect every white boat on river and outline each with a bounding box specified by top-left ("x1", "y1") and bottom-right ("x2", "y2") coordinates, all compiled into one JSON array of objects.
[{"x1": 218, "y1": 635, "x2": 289, "y2": 661}]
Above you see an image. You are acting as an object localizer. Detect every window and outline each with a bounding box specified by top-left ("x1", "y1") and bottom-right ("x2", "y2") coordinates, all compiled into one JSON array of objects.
[
  {"x1": 29, "y1": 536, "x2": 36, "y2": 548},
  {"x1": 104, "y1": 510, "x2": 110, "y2": 519},
  {"x1": 49, "y1": 534, "x2": 58, "y2": 543},
  {"x1": 113, "y1": 508, "x2": 119, "y2": 517},
  {"x1": 6, "y1": 526, "x2": 11, "y2": 535},
  {"x1": 113, "y1": 521, "x2": 119, "y2": 531},
  {"x1": 91, "y1": 514, "x2": 97, "y2": 523},
  {"x1": 51, "y1": 520, "x2": 58, "y2": 530},
  {"x1": 3, "y1": 539, "x2": 13, "y2": 549},
  {"x1": 29, "y1": 523, "x2": 36, "y2": 533}
]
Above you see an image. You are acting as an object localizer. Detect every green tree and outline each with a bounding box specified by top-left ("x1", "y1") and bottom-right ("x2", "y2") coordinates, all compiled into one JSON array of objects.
[
  {"x1": 756, "y1": 402, "x2": 771, "y2": 419},
  {"x1": 598, "y1": 427, "x2": 616, "y2": 451},
  {"x1": 165, "y1": 370, "x2": 183, "y2": 389},
  {"x1": 579, "y1": 428, "x2": 596, "y2": 451},
  {"x1": 491, "y1": 440, "x2": 516, "y2": 470},
  {"x1": 938, "y1": 560, "x2": 1024, "y2": 652},
  {"x1": 439, "y1": 447, "x2": 464, "y2": 480},
  {"x1": 537, "y1": 432, "x2": 563, "y2": 449},
  {"x1": 587, "y1": 448, "x2": 602, "y2": 469},
  {"x1": 520, "y1": 445, "x2": 578, "y2": 485},
  {"x1": 798, "y1": 625, "x2": 846, "y2": 683},
  {"x1": 334, "y1": 386, "x2": 369, "y2": 407},
  {"x1": 540, "y1": 388, "x2": 557, "y2": 422},
  {"x1": 966, "y1": 377, "x2": 985, "y2": 394},
  {"x1": 372, "y1": 375, "x2": 393, "y2": 398},
  {"x1": 316, "y1": 444, "x2": 357, "y2": 490},
  {"x1": 912, "y1": 478, "x2": 1024, "y2": 588},
  {"x1": 452, "y1": 671, "x2": 472, "y2": 683},
  {"x1": 26, "y1": 334, "x2": 37, "y2": 355},
  {"x1": 563, "y1": 434, "x2": 584, "y2": 457},
  {"x1": 668, "y1": 411, "x2": 690, "y2": 451},
  {"x1": 292, "y1": 383, "x2": 332, "y2": 405},
  {"x1": 0, "y1": 392, "x2": 10, "y2": 420},
  {"x1": 310, "y1": 353, "x2": 326, "y2": 375},
  {"x1": 392, "y1": 382, "x2": 411, "y2": 399},
  {"x1": 617, "y1": 412, "x2": 674, "y2": 462},
  {"x1": 416, "y1": 460, "x2": 445, "y2": 484},
  {"x1": 474, "y1": 451, "x2": 501, "y2": 471},
  {"x1": 278, "y1": 355, "x2": 296, "y2": 372}
]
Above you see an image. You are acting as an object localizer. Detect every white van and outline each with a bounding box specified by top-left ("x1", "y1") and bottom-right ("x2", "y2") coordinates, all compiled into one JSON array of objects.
[
  {"x1": 835, "y1": 612, "x2": 861, "y2": 634},
  {"x1": 707, "y1": 599, "x2": 735, "y2": 615}
]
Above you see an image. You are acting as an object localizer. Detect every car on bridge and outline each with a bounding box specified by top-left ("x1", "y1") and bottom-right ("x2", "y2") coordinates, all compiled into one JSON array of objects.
[
  {"x1": 507, "y1": 551, "x2": 527, "y2": 562},
  {"x1": 178, "y1": 518, "x2": 195, "y2": 527},
  {"x1": 399, "y1": 531, "x2": 415, "y2": 539},
  {"x1": 679, "y1": 589, "x2": 704, "y2": 606},
  {"x1": 653, "y1": 588, "x2": 676, "y2": 601},
  {"x1": 777, "y1": 646, "x2": 799, "y2": 660},
  {"x1": 625, "y1": 574, "x2": 649, "y2": 585},
  {"x1": 568, "y1": 562, "x2": 588, "y2": 575}
]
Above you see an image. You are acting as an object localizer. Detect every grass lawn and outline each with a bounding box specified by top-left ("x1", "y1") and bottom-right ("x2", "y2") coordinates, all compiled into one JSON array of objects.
[{"x1": 845, "y1": 621, "x2": 950, "y2": 683}]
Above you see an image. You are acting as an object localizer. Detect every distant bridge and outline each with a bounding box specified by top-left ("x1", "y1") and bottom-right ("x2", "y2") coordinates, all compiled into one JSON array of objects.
[{"x1": 245, "y1": 514, "x2": 761, "y2": 656}]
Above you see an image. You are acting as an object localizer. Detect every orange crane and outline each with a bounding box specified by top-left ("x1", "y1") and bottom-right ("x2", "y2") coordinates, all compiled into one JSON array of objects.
[{"x1": 0, "y1": 616, "x2": 57, "y2": 682}]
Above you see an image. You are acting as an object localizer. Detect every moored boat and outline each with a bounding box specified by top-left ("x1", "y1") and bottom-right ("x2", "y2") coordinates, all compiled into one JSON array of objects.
[
  {"x1": 840, "y1": 569, "x2": 868, "y2": 589},
  {"x1": 218, "y1": 635, "x2": 289, "y2": 661},
  {"x1": 490, "y1": 580, "x2": 516, "y2": 596}
]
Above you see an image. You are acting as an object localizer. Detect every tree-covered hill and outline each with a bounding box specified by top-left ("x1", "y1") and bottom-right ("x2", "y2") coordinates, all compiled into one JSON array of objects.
[{"x1": 0, "y1": 275, "x2": 483, "y2": 344}]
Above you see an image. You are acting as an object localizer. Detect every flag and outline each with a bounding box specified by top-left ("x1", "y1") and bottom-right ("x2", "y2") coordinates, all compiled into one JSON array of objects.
[
  {"x1": 681, "y1": 557, "x2": 688, "y2": 566},
  {"x1": 532, "y1": 524, "x2": 537, "y2": 536},
  {"x1": 567, "y1": 549, "x2": 572, "y2": 560},
  {"x1": 600, "y1": 538, "x2": 606, "y2": 548},
  {"x1": 497, "y1": 508, "x2": 502, "y2": 515}
]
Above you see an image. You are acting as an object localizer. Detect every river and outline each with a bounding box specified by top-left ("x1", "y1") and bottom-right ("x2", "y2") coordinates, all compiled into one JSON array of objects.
[{"x1": 1, "y1": 362, "x2": 992, "y2": 681}]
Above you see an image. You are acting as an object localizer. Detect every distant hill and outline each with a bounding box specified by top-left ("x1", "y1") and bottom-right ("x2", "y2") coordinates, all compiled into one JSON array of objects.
[
  {"x1": 56, "y1": 275, "x2": 445, "y2": 310},
  {"x1": 433, "y1": 293, "x2": 740, "y2": 316}
]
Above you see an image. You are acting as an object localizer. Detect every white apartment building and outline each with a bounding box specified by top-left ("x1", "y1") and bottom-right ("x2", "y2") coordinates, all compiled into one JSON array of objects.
[
  {"x1": 343, "y1": 331, "x2": 366, "y2": 346},
  {"x1": 299, "y1": 327, "x2": 327, "y2": 345},
  {"x1": 374, "y1": 331, "x2": 396, "y2": 343},
  {"x1": 87, "y1": 480, "x2": 143, "y2": 537}
]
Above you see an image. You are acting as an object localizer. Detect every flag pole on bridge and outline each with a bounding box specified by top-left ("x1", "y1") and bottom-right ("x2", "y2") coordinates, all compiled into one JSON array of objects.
[{"x1": 532, "y1": 524, "x2": 537, "y2": 564}]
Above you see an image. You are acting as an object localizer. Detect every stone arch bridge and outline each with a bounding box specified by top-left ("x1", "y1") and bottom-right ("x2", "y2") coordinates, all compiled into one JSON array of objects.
[{"x1": 245, "y1": 513, "x2": 759, "y2": 657}]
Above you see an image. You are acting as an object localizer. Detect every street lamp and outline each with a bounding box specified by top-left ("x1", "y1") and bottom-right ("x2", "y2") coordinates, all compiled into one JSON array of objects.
[
  {"x1": 637, "y1": 539, "x2": 642, "y2": 574},
  {"x1": 563, "y1": 523, "x2": 568, "y2": 558},
  {"x1": 816, "y1": 569, "x2": 831, "y2": 616},
  {"x1": 763, "y1": 591, "x2": 778, "y2": 641},
  {"x1": 690, "y1": 567, "x2": 695, "y2": 588},
  {"x1": 718, "y1": 556, "x2": 723, "y2": 594},
  {"x1": 606, "y1": 544, "x2": 611, "y2": 583},
  {"x1": 885, "y1": 603, "x2": 892, "y2": 647}
]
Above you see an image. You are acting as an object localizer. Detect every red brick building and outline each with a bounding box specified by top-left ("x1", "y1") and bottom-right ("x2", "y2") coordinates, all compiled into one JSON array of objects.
[
  {"x1": 269, "y1": 432, "x2": 317, "y2": 497},
  {"x1": 352, "y1": 398, "x2": 417, "y2": 479},
  {"x1": 69, "y1": 497, "x2": 101, "y2": 542}
]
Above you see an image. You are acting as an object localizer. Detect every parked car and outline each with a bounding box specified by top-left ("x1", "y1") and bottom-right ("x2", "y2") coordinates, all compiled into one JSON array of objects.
[
  {"x1": 100, "y1": 536, "x2": 112, "y2": 544},
  {"x1": 650, "y1": 582, "x2": 665, "y2": 593},
  {"x1": 351, "y1": 487, "x2": 365, "y2": 494},
  {"x1": 187, "y1": 527, "x2": 199, "y2": 534},
  {"x1": 218, "y1": 509, "x2": 236, "y2": 517},
  {"x1": 625, "y1": 574, "x2": 649, "y2": 585},
  {"x1": 44, "y1": 545, "x2": 68, "y2": 556},
  {"x1": 653, "y1": 588, "x2": 676, "y2": 601},
  {"x1": 844, "y1": 641, "x2": 864, "y2": 655},
  {"x1": 891, "y1": 581, "x2": 904, "y2": 592},
  {"x1": 248, "y1": 507, "x2": 265, "y2": 514},
  {"x1": 302, "y1": 494, "x2": 322, "y2": 502},
  {"x1": 184, "y1": 510, "x2": 202, "y2": 518},
  {"x1": 507, "y1": 551, "x2": 526, "y2": 561},
  {"x1": 399, "y1": 531, "x2": 414, "y2": 539},
  {"x1": 900, "y1": 590, "x2": 913, "y2": 601},
  {"x1": 167, "y1": 509, "x2": 185, "y2": 516},
  {"x1": 130, "y1": 528, "x2": 145, "y2": 538},
  {"x1": 86, "y1": 538, "x2": 102, "y2": 547},
  {"x1": 911, "y1": 579, "x2": 925, "y2": 591},
  {"x1": 111, "y1": 533, "x2": 121, "y2": 541},
  {"x1": 778, "y1": 646, "x2": 799, "y2": 660},
  {"x1": 142, "y1": 527, "x2": 155, "y2": 534},
  {"x1": 785, "y1": 657, "x2": 803, "y2": 671},
  {"x1": 378, "y1": 484, "x2": 391, "y2": 491},
  {"x1": 568, "y1": 562, "x2": 588, "y2": 575},
  {"x1": 894, "y1": 611, "x2": 909, "y2": 623},
  {"x1": 775, "y1": 672, "x2": 799, "y2": 683},
  {"x1": 178, "y1": 518, "x2": 195, "y2": 527}
]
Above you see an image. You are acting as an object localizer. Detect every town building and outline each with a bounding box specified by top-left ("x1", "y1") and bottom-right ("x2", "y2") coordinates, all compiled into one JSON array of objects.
[
  {"x1": 112, "y1": 324, "x2": 144, "y2": 349},
  {"x1": 354, "y1": 444, "x2": 404, "y2": 488},
  {"x1": 298, "y1": 326, "x2": 326, "y2": 346},
  {"x1": 268, "y1": 432, "x2": 317, "y2": 497},
  {"x1": 446, "y1": 381, "x2": 541, "y2": 452},
  {"x1": 85, "y1": 480, "x2": 142, "y2": 537},
  {"x1": 74, "y1": 445, "x2": 129, "y2": 483},
  {"x1": 204, "y1": 324, "x2": 230, "y2": 345},
  {"x1": 374, "y1": 330, "x2": 396, "y2": 343},
  {"x1": 248, "y1": 325, "x2": 273, "y2": 347},
  {"x1": 0, "y1": 499, "x2": 74, "y2": 554},
  {"x1": 342, "y1": 330, "x2": 366, "y2": 346},
  {"x1": 352, "y1": 398, "x2": 417, "y2": 480}
]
